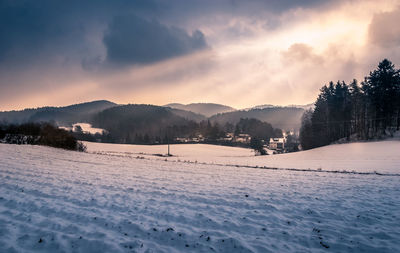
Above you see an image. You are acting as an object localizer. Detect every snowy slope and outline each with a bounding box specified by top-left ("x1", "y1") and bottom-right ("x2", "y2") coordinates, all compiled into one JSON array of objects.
[
  {"x1": 85, "y1": 140, "x2": 400, "y2": 175},
  {"x1": 0, "y1": 143, "x2": 399, "y2": 252},
  {"x1": 60, "y1": 123, "x2": 106, "y2": 134}
]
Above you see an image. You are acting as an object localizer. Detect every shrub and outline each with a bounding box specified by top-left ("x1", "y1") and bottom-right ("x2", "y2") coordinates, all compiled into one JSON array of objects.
[
  {"x1": 0, "y1": 122, "x2": 84, "y2": 151},
  {"x1": 39, "y1": 123, "x2": 78, "y2": 150},
  {"x1": 250, "y1": 136, "x2": 267, "y2": 155}
]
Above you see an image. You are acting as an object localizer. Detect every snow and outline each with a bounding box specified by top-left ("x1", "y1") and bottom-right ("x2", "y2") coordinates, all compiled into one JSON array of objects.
[
  {"x1": 0, "y1": 142, "x2": 399, "y2": 252},
  {"x1": 85, "y1": 140, "x2": 400, "y2": 175},
  {"x1": 60, "y1": 123, "x2": 105, "y2": 135},
  {"x1": 72, "y1": 123, "x2": 105, "y2": 135}
]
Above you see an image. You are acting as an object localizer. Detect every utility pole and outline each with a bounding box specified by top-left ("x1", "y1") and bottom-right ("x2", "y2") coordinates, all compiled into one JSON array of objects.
[{"x1": 166, "y1": 129, "x2": 171, "y2": 156}]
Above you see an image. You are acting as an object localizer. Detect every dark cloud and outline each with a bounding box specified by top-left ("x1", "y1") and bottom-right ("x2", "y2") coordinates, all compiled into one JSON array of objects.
[
  {"x1": 0, "y1": 0, "x2": 338, "y2": 71},
  {"x1": 103, "y1": 15, "x2": 208, "y2": 66},
  {"x1": 0, "y1": 0, "x2": 159, "y2": 69},
  {"x1": 149, "y1": 0, "x2": 339, "y2": 33},
  {"x1": 226, "y1": 0, "x2": 332, "y2": 12},
  {"x1": 0, "y1": 1, "x2": 76, "y2": 65},
  {"x1": 368, "y1": 6, "x2": 400, "y2": 48},
  {"x1": 154, "y1": 0, "x2": 335, "y2": 18}
]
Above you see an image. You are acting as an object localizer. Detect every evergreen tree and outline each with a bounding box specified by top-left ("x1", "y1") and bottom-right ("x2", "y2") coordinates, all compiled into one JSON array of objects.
[
  {"x1": 299, "y1": 109, "x2": 314, "y2": 149},
  {"x1": 143, "y1": 134, "x2": 150, "y2": 143},
  {"x1": 311, "y1": 86, "x2": 330, "y2": 147},
  {"x1": 250, "y1": 136, "x2": 266, "y2": 155},
  {"x1": 300, "y1": 59, "x2": 400, "y2": 149},
  {"x1": 363, "y1": 59, "x2": 400, "y2": 135},
  {"x1": 349, "y1": 79, "x2": 365, "y2": 138}
]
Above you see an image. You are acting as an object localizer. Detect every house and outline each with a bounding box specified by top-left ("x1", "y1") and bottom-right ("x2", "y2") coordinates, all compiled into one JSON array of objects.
[
  {"x1": 269, "y1": 137, "x2": 286, "y2": 150},
  {"x1": 175, "y1": 137, "x2": 190, "y2": 143},
  {"x1": 217, "y1": 133, "x2": 234, "y2": 142},
  {"x1": 226, "y1": 132, "x2": 234, "y2": 138},
  {"x1": 235, "y1": 134, "x2": 251, "y2": 143}
]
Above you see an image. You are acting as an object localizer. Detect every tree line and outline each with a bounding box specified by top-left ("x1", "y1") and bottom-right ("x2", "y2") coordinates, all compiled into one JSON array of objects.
[
  {"x1": 300, "y1": 59, "x2": 400, "y2": 150},
  {"x1": 0, "y1": 122, "x2": 86, "y2": 151},
  {"x1": 90, "y1": 104, "x2": 283, "y2": 146},
  {"x1": 97, "y1": 118, "x2": 283, "y2": 146}
]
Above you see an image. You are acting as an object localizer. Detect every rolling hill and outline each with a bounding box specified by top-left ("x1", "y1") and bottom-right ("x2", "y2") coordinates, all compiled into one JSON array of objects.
[
  {"x1": 1, "y1": 100, "x2": 310, "y2": 134},
  {"x1": 90, "y1": 104, "x2": 199, "y2": 143}
]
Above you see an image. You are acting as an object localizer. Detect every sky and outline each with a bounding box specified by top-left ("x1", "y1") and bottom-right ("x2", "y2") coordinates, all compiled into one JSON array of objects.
[{"x1": 1, "y1": 0, "x2": 400, "y2": 111}]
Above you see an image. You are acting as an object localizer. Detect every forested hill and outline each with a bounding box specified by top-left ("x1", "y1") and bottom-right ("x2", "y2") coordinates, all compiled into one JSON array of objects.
[
  {"x1": 90, "y1": 104, "x2": 200, "y2": 144},
  {"x1": 1, "y1": 100, "x2": 309, "y2": 142},
  {"x1": 210, "y1": 107, "x2": 305, "y2": 131},
  {"x1": 0, "y1": 100, "x2": 117, "y2": 125},
  {"x1": 89, "y1": 104, "x2": 284, "y2": 145}
]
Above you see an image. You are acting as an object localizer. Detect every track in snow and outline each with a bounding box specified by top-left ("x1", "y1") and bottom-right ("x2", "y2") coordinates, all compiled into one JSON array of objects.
[{"x1": 1, "y1": 143, "x2": 399, "y2": 252}]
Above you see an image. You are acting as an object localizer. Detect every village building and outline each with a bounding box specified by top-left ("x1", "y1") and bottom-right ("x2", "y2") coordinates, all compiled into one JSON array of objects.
[
  {"x1": 234, "y1": 134, "x2": 251, "y2": 144},
  {"x1": 269, "y1": 137, "x2": 286, "y2": 150}
]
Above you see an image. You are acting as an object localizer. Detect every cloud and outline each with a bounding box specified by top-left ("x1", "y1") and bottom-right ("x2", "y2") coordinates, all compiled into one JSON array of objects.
[
  {"x1": 0, "y1": 0, "x2": 399, "y2": 111},
  {"x1": 0, "y1": 1, "x2": 76, "y2": 65},
  {"x1": 0, "y1": 0, "x2": 342, "y2": 70},
  {"x1": 368, "y1": 6, "x2": 400, "y2": 48},
  {"x1": 156, "y1": 0, "x2": 336, "y2": 20},
  {"x1": 281, "y1": 43, "x2": 324, "y2": 65},
  {"x1": 226, "y1": 0, "x2": 332, "y2": 12},
  {"x1": 0, "y1": 0, "x2": 161, "y2": 69},
  {"x1": 103, "y1": 15, "x2": 208, "y2": 66}
]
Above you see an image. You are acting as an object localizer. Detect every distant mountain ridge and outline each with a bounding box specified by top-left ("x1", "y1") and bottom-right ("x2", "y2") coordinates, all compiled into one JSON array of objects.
[
  {"x1": 163, "y1": 102, "x2": 309, "y2": 131},
  {"x1": 1, "y1": 100, "x2": 311, "y2": 133},
  {"x1": 164, "y1": 103, "x2": 236, "y2": 117},
  {"x1": 166, "y1": 108, "x2": 206, "y2": 122},
  {"x1": 210, "y1": 107, "x2": 305, "y2": 131},
  {"x1": 0, "y1": 100, "x2": 117, "y2": 125},
  {"x1": 244, "y1": 103, "x2": 314, "y2": 111}
]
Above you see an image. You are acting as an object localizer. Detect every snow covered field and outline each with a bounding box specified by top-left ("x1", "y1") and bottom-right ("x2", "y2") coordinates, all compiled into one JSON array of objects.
[
  {"x1": 86, "y1": 140, "x2": 400, "y2": 175},
  {"x1": 0, "y1": 142, "x2": 399, "y2": 252}
]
